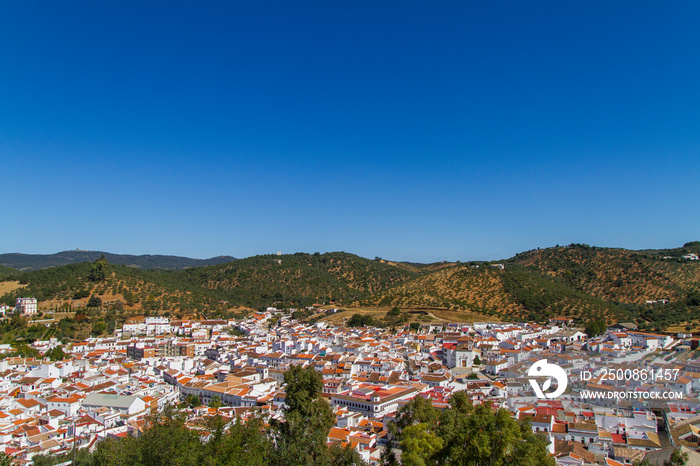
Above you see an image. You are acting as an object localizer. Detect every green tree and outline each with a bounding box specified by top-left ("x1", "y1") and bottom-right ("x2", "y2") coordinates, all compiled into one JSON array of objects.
[
  {"x1": 45, "y1": 346, "x2": 66, "y2": 361},
  {"x1": 687, "y1": 293, "x2": 700, "y2": 307},
  {"x1": 73, "y1": 288, "x2": 90, "y2": 299},
  {"x1": 585, "y1": 319, "x2": 607, "y2": 337},
  {"x1": 436, "y1": 393, "x2": 554, "y2": 466},
  {"x1": 347, "y1": 313, "x2": 374, "y2": 327},
  {"x1": 203, "y1": 415, "x2": 271, "y2": 466},
  {"x1": 87, "y1": 295, "x2": 102, "y2": 308},
  {"x1": 400, "y1": 423, "x2": 443, "y2": 466},
  {"x1": 91, "y1": 321, "x2": 106, "y2": 336},
  {"x1": 388, "y1": 396, "x2": 440, "y2": 466},
  {"x1": 271, "y1": 365, "x2": 336, "y2": 465},
  {"x1": 10, "y1": 314, "x2": 27, "y2": 331},
  {"x1": 391, "y1": 391, "x2": 554, "y2": 466},
  {"x1": 393, "y1": 396, "x2": 439, "y2": 433},
  {"x1": 209, "y1": 395, "x2": 223, "y2": 409},
  {"x1": 88, "y1": 255, "x2": 108, "y2": 282},
  {"x1": 13, "y1": 343, "x2": 39, "y2": 358},
  {"x1": 138, "y1": 410, "x2": 202, "y2": 466},
  {"x1": 184, "y1": 394, "x2": 201, "y2": 408},
  {"x1": 328, "y1": 443, "x2": 366, "y2": 466},
  {"x1": 93, "y1": 434, "x2": 140, "y2": 466}
]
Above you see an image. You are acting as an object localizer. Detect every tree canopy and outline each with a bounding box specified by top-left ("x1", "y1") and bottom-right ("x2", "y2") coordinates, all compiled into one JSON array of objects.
[
  {"x1": 387, "y1": 391, "x2": 555, "y2": 466},
  {"x1": 584, "y1": 319, "x2": 607, "y2": 338}
]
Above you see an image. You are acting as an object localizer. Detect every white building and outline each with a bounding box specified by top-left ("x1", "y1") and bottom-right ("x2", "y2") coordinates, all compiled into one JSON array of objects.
[
  {"x1": 331, "y1": 385, "x2": 419, "y2": 418},
  {"x1": 607, "y1": 332, "x2": 632, "y2": 347},
  {"x1": 15, "y1": 297, "x2": 38, "y2": 315},
  {"x1": 146, "y1": 316, "x2": 170, "y2": 335},
  {"x1": 82, "y1": 393, "x2": 147, "y2": 416},
  {"x1": 443, "y1": 343, "x2": 476, "y2": 368},
  {"x1": 628, "y1": 332, "x2": 673, "y2": 349}
]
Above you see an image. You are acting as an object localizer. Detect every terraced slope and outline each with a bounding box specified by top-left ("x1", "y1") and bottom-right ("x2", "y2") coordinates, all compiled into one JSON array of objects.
[
  {"x1": 367, "y1": 265, "x2": 622, "y2": 322},
  {"x1": 0, "y1": 261, "x2": 232, "y2": 315},
  {"x1": 507, "y1": 244, "x2": 700, "y2": 304},
  {"x1": 177, "y1": 252, "x2": 425, "y2": 307}
]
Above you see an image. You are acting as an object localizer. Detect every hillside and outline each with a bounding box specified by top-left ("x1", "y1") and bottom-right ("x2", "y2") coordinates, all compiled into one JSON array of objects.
[
  {"x1": 176, "y1": 252, "x2": 426, "y2": 308},
  {"x1": 0, "y1": 252, "x2": 425, "y2": 315},
  {"x1": 366, "y1": 264, "x2": 622, "y2": 322},
  {"x1": 0, "y1": 250, "x2": 236, "y2": 271},
  {"x1": 0, "y1": 265, "x2": 16, "y2": 278},
  {"x1": 506, "y1": 243, "x2": 700, "y2": 304},
  {"x1": 1, "y1": 244, "x2": 698, "y2": 332},
  {"x1": 0, "y1": 260, "x2": 234, "y2": 316}
]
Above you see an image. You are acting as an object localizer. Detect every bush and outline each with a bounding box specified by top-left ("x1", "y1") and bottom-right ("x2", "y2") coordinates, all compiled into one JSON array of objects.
[
  {"x1": 73, "y1": 289, "x2": 90, "y2": 300},
  {"x1": 585, "y1": 320, "x2": 607, "y2": 337},
  {"x1": 347, "y1": 314, "x2": 374, "y2": 327},
  {"x1": 87, "y1": 296, "x2": 102, "y2": 308}
]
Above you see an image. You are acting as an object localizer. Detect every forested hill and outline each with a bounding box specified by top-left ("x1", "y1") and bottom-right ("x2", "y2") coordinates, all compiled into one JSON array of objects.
[
  {"x1": 176, "y1": 252, "x2": 426, "y2": 307},
  {"x1": 0, "y1": 250, "x2": 236, "y2": 271},
  {"x1": 506, "y1": 242, "x2": 700, "y2": 305},
  {"x1": 363, "y1": 263, "x2": 621, "y2": 323},
  {"x1": 0, "y1": 265, "x2": 15, "y2": 278},
  {"x1": 0, "y1": 244, "x2": 698, "y2": 331},
  {"x1": 0, "y1": 252, "x2": 426, "y2": 314},
  {"x1": 0, "y1": 260, "x2": 234, "y2": 316}
]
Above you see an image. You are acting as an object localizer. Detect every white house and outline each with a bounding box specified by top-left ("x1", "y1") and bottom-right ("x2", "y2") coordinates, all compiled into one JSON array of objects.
[
  {"x1": 442, "y1": 343, "x2": 475, "y2": 368},
  {"x1": 82, "y1": 393, "x2": 147, "y2": 416},
  {"x1": 628, "y1": 332, "x2": 673, "y2": 349},
  {"x1": 15, "y1": 297, "x2": 38, "y2": 315}
]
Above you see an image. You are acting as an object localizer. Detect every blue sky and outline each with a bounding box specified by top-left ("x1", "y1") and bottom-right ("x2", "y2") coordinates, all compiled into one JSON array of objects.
[{"x1": 2, "y1": 2, "x2": 699, "y2": 263}]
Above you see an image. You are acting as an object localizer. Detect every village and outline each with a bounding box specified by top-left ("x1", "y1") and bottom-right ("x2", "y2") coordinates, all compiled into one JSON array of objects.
[{"x1": 1, "y1": 299, "x2": 700, "y2": 465}]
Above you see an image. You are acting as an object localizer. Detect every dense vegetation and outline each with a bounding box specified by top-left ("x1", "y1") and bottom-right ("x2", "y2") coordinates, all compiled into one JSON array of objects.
[
  {"x1": 506, "y1": 243, "x2": 700, "y2": 330},
  {"x1": 384, "y1": 394, "x2": 554, "y2": 465},
  {"x1": 0, "y1": 265, "x2": 15, "y2": 279},
  {"x1": 346, "y1": 313, "x2": 376, "y2": 327}
]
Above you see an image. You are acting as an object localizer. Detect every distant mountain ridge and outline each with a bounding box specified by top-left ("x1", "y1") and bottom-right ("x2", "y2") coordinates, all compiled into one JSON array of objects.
[
  {"x1": 0, "y1": 250, "x2": 237, "y2": 271},
  {"x1": 1, "y1": 243, "x2": 698, "y2": 333}
]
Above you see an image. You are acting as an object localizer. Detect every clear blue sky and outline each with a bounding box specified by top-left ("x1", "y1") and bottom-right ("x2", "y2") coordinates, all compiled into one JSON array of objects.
[{"x1": 2, "y1": 2, "x2": 699, "y2": 263}]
